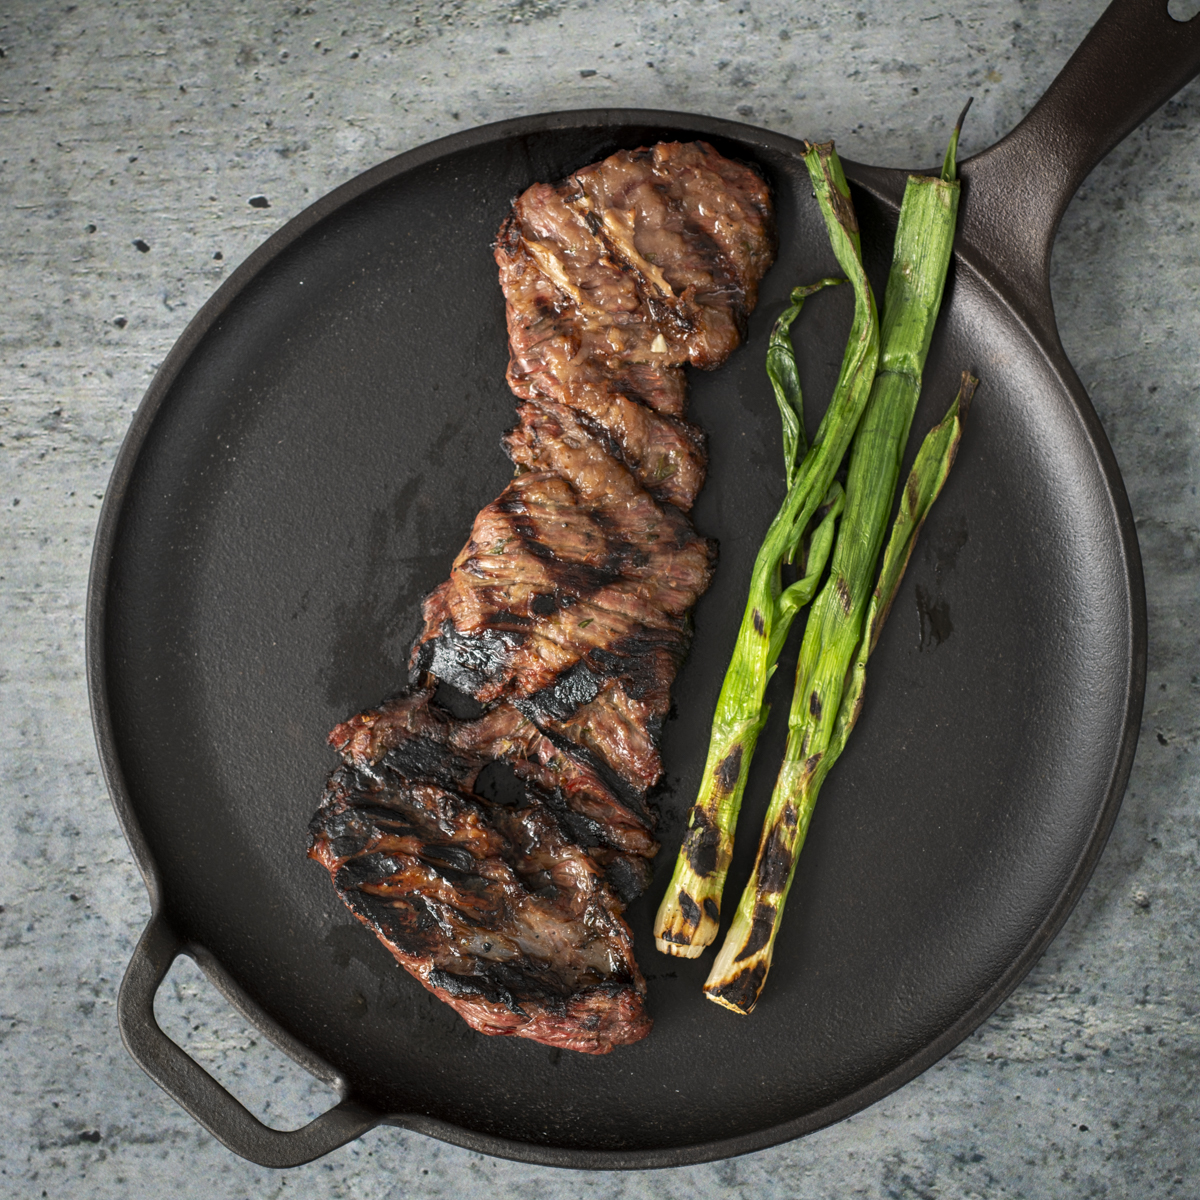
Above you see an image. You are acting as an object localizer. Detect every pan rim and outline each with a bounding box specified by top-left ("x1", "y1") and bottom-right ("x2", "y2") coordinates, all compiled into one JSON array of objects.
[{"x1": 86, "y1": 107, "x2": 1147, "y2": 1169}]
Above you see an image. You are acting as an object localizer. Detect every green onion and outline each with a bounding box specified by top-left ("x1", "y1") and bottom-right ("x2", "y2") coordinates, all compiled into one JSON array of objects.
[
  {"x1": 654, "y1": 141, "x2": 881, "y2": 958},
  {"x1": 828, "y1": 373, "x2": 976, "y2": 767},
  {"x1": 704, "y1": 374, "x2": 974, "y2": 1013},
  {"x1": 703, "y1": 112, "x2": 972, "y2": 1013}
]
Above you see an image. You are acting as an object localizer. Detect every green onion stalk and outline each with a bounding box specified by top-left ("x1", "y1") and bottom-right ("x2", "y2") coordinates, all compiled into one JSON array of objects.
[
  {"x1": 704, "y1": 110, "x2": 973, "y2": 1013},
  {"x1": 828, "y1": 372, "x2": 977, "y2": 768},
  {"x1": 654, "y1": 142, "x2": 880, "y2": 958}
]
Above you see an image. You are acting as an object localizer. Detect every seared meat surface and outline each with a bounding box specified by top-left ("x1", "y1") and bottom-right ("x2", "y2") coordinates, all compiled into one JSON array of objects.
[
  {"x1": 310, "y1": 141, "x2": 775, "y2": 1053},
  {"x1": 329, "y1": 687, "x2": 658, "y2": 864},
  {"x1": 414, "y1": 143, "x2": 773, "y2": 788},
  {"x1": 412, "y1": 402, "x2": 717, "y2": 788},
  {"x1": 310, "y1": 688, "x2": 653, "y2": 1054},
  {"x1": 497, "y1": 141, "x2": 773, "y2": 506}
]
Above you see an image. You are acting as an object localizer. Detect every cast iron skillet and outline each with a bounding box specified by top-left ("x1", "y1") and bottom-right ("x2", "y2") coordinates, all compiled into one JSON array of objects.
[{"x1": 89, "y1": 0, "x2": 1200, "y2": 1170}]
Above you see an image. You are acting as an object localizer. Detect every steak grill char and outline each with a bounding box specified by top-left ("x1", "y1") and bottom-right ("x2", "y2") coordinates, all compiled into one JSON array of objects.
[{"x1": 309, "y1": 142, "x2": 775, "y2": 1054}]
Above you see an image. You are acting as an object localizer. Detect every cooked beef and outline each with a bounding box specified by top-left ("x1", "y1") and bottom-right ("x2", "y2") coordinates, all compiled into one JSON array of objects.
[
  {"x1": 499, "y1": 141, "x2": 774, "y2": 387},
  {"x1": 497, "y1": 141, "x2": 773, "y2": 505},
  {"x1": 328, "y1": 687, "x2": 658, "y2": 861},
  {"x1": 309, "y1": 731, "x2": 651, "y2": 1055},
  {"x1": 410, "y1": 403, "x2": 717, "y2": 787},
  {"x1": 310, "y1": 141, "x2": 775, "y2": 1053},
  {"x1": 534, "y1": 678, "x2": 666, "y2": 798}
]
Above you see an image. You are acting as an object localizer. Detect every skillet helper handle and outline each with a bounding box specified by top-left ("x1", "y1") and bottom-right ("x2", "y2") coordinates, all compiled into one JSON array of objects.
[
  {"x1": 118, "y1": 912, "x2": 380, "y2": 1168},
  {"x1": 957, "y1": 0, "x2": 1200, "y2": 346}
]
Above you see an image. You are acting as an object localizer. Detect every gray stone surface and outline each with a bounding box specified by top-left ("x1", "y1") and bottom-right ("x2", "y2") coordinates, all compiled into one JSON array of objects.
[{"x1": 2, "y1": 0, "x2": 1197, "y2": 1195}]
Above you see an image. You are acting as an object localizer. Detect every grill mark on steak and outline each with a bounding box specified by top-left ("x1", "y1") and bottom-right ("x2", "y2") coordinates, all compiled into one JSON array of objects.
[
  {"x1": 328, "y1": 686, "x2": 657, "y2": 855},
  {"x1": 412, "y1": 408, "x2": 716, "y2": 741},
  {"x1": 310, "y1": 141, "x2": 774, "y2": 1053},
  {"x1": 310, "y1": 757, "x2": 652, "y2": 1053}
]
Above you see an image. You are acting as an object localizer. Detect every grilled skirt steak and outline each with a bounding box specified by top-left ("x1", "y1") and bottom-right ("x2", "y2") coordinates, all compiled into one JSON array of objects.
[
  {"x1": 310, "y1": 689, "x2": 653, "y2": 1054},
  {"x1": 309, "y1": 141, "x2": 775, "y2": 1053}
]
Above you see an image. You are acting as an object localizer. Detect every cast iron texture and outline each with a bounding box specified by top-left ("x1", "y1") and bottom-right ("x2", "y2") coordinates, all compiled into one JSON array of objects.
[{"x1": 88, "y1": 0, "x2": 1198, "y2": 1170}]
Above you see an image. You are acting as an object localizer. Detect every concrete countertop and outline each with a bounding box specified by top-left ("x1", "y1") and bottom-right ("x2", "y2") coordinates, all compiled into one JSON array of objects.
[{"x1": 3, "y1": 1, "x2": 1197, "y2": 1195}]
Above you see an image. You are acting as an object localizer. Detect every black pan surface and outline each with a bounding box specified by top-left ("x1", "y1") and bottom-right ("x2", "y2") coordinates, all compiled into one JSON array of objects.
[
  {"x1": 91, "y1": 107, "x2": 1145, "y2": 1168},
  {"x1": 94, "y1": 0, "x2": 1200, "y2": 1168}
]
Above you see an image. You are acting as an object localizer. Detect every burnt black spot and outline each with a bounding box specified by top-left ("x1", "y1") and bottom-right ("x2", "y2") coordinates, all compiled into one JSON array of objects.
[
  {"x1": 645, "y1": 295, "x2": 669, "y2": 324},
  {"x1": 714, "y1": 744, "x2": 743, "y2": 794},
  {"x1": 486, "y1": 608, "x2": 534, "y2": 629},
  {"x1": 328, "y1": 834, "x2": 366, "y2": 859},
  {"x1": 428, "y1": 967, "x2": 525, "y2": 1016},
  {"x1": 414, "y1": 622, "x2": 523, "y2": 694},
  {"x1": 683, "y1": 808, "x2": 721, "y2": 877},
  {"x1": 524, "y1": 720, "x2": 649, "y2": 817},
  {"x1": 323, "y1": 807, "x2": 415, "y2": 859},
  {"x1": 583, "y1": 625, "x2": 689, "y2": 701},
  {"x1": 421, "y1": 844, "x2": 478, "y2": 874},
  {"x1": 756, "y1": 826, "x2": 792, "y2": 894},
  {"x1": 836, "y1": 576, "x2": 853, "y2": 614},
  {"x1": 518, "y1": 659, "x2": 603, "y2": 721},
  {"x1": 703, "y1": 897, "x2": 720, "y2": 922},
  {"x1": 677, "y1": 891, "x2": 701, "y2": 927},
  {"x1": 347, "y1": 889, "x2": 442, "y2": 954},
  {"x1": 658, "y1": 928, "x2": 695, "y2": 945},
  {"x1": 752, "y1": 607, "x2": 765, "y2": 635},
  {"x1": 382, "y1": 737, "x2": 472, "y2": 791},
  {"x1": 905, "y1": 471, "x2": 921, "y2": 513},
  {"x1": 710, "y1": 961, "x2": 767, "y2": 1013},
  {"x1": 473, "y1": 759, "x2": 526, "y2": 807},
  {"x1": 515, "y1": 531, "x2": 555, "y2": 560},
  {"x1": 495, "y1": 492, "x2": 528, "y2": 516},
  {"x1": 605, "y1": 854, "x2": 653, "y2": 904},
  {"x1": 735, "y1": 902, "x2": 776, "y2": 961},
  {"x1": 514, "y1": 537, "x2": 624, "y2": 595},
  {"x1": 530, "y1": 593, "x2": 557, "y2": 615},
  {"x1": 497, "y1": 212, "x2": 522, "y2": 255},
  {"x1": 337, "y1": 852, "x2": 406, "y2": 888},
  {"x1": 809, "y1": 690, "x2": 822, "y2": 719},
  {"x1": 432, "y1": 679, "x2": 486, "y2": 721},
  {"x1": 537, "y1": 785, "x2": 608, "y2": 848}
]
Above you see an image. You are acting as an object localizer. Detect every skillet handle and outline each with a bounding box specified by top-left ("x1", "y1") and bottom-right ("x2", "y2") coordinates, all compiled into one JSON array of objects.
[
  {"x1": 118, "y1": 912, "x2": 380, "y2": 1167},
  {"x1": 957, "y1": 0, "x2": 1200, "y2": 347}
]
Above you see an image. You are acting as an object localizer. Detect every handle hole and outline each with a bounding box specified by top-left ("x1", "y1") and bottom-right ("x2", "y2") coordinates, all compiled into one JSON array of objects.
[
  {"x1": 153, "y1": 955, "x2": 341, "y2": 1132},
  {"x1": 1168, "y1": 0, "x2": 1200, "y2": 21}
]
